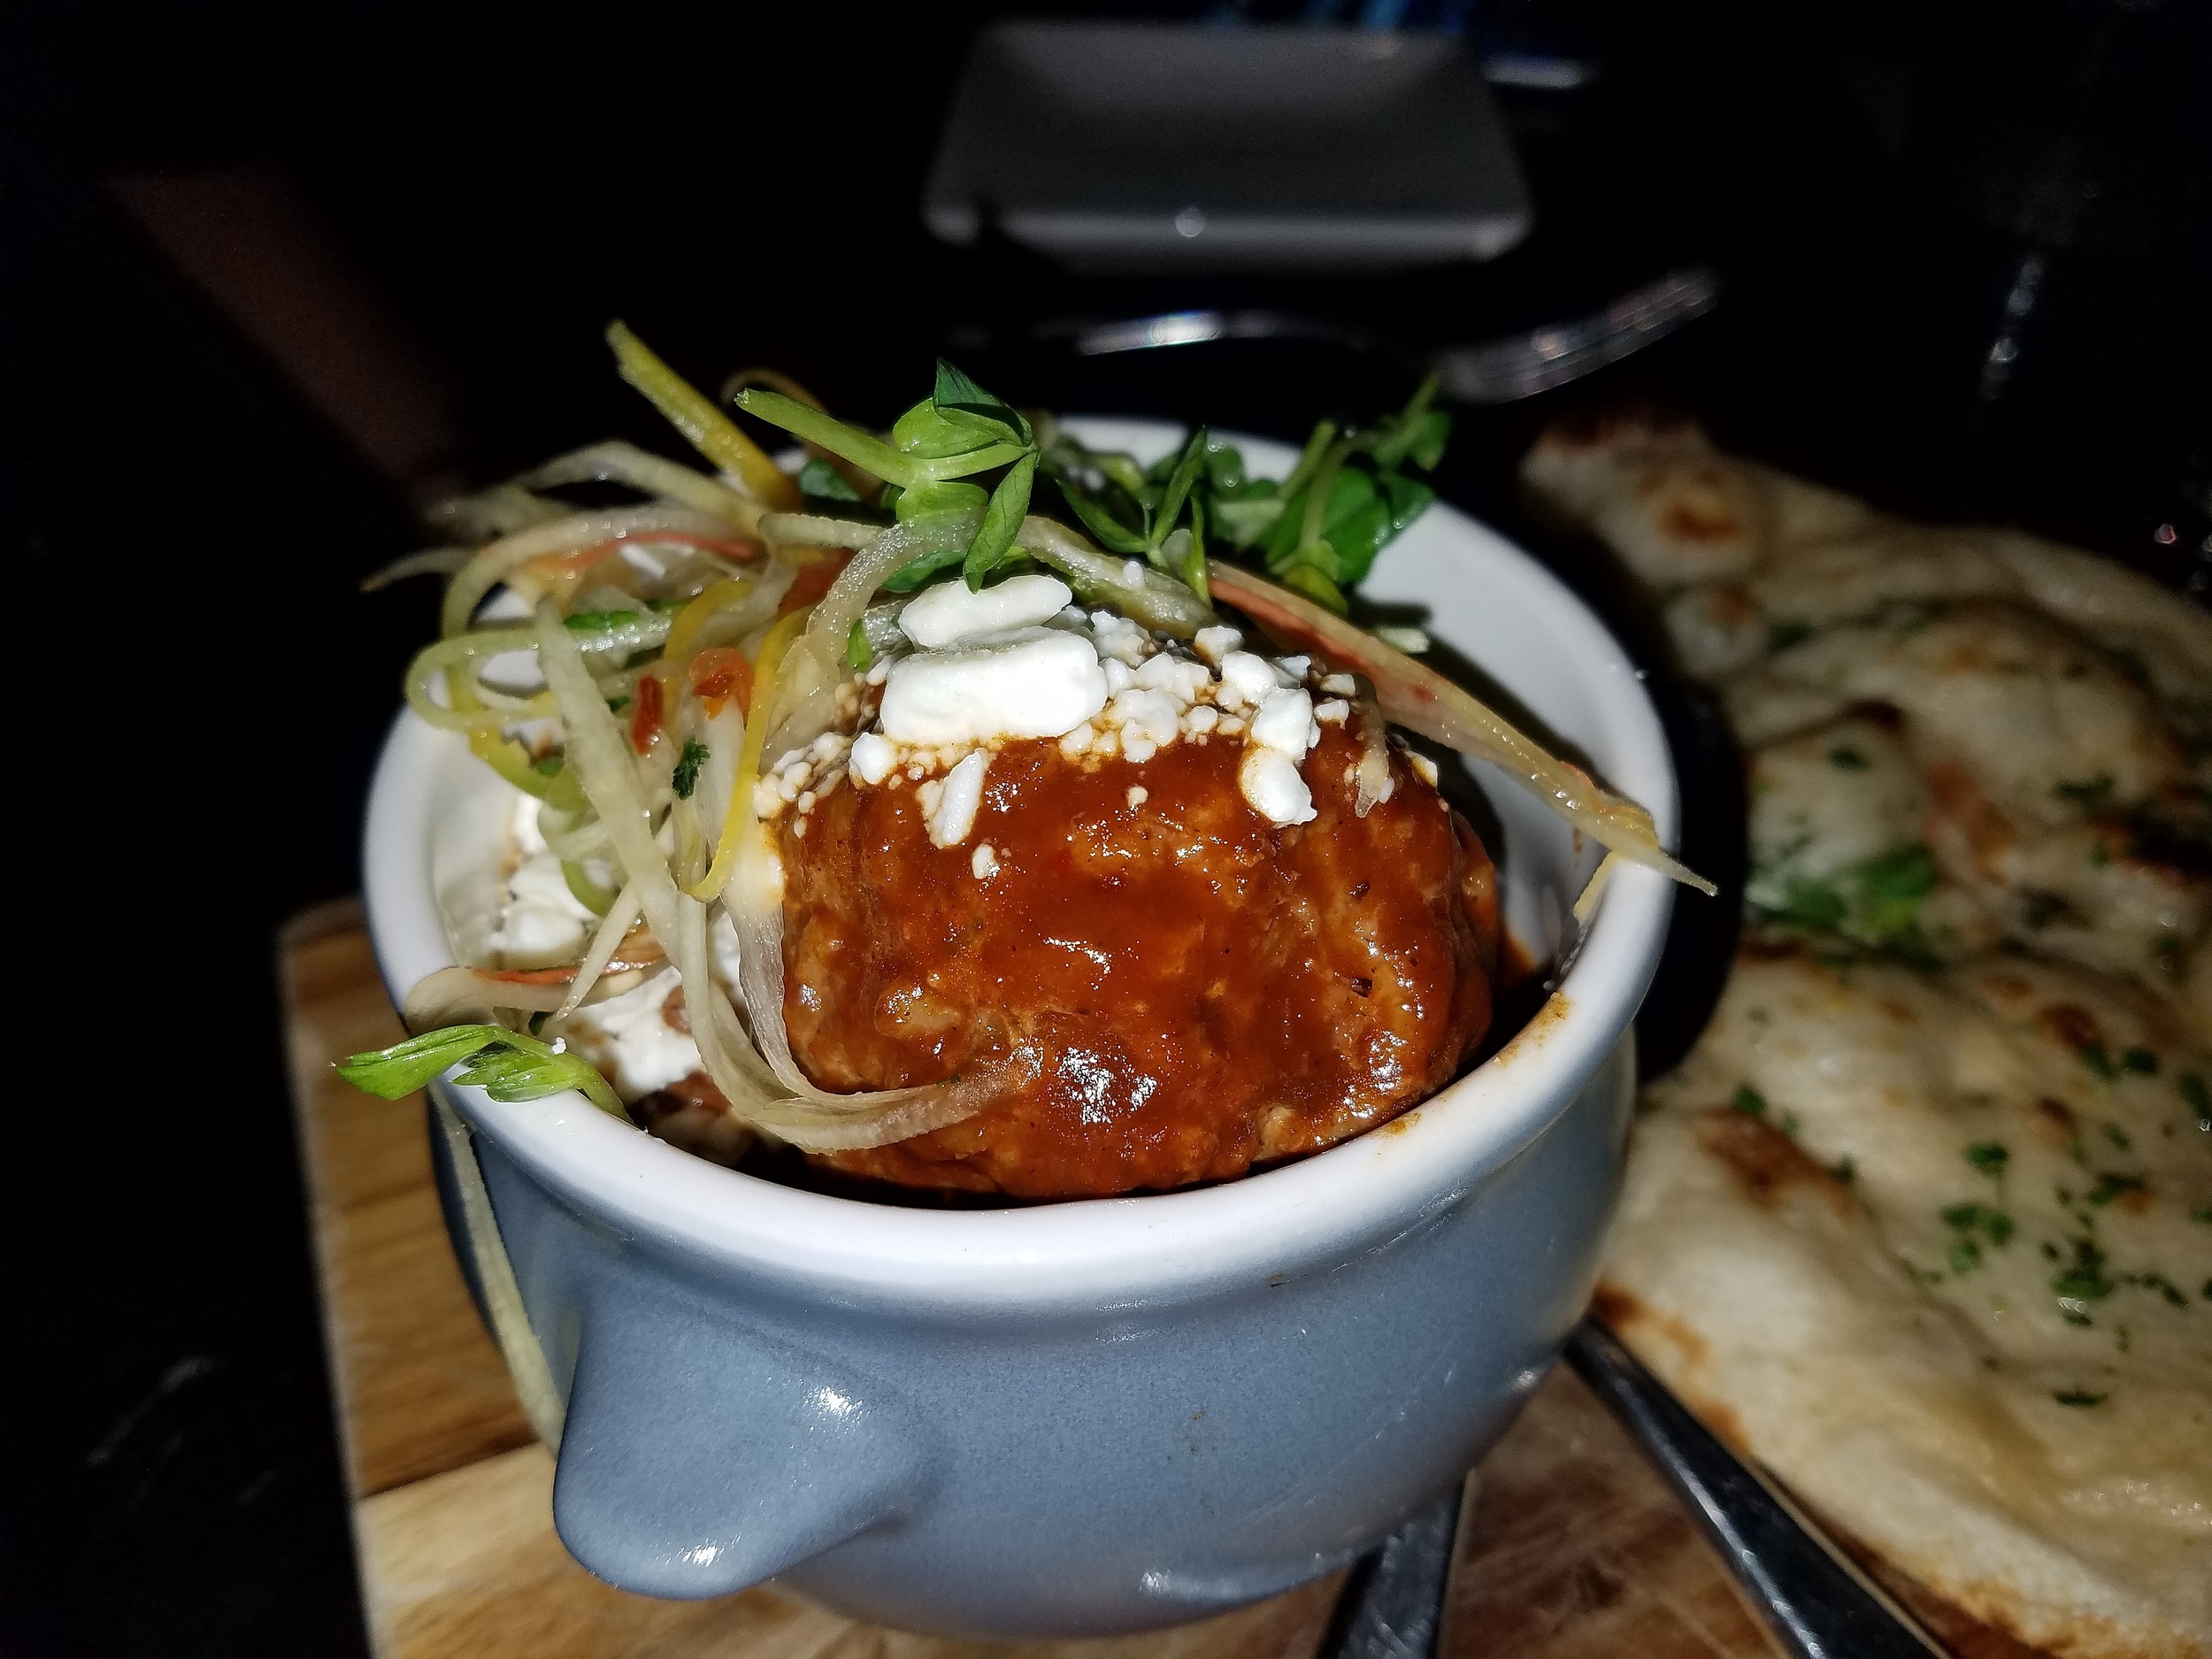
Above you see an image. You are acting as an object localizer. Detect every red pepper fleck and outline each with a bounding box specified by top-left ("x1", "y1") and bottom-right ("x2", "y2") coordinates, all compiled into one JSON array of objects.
[{"x1": 630, "y1": 672, "x2": 665, "y2": 753}]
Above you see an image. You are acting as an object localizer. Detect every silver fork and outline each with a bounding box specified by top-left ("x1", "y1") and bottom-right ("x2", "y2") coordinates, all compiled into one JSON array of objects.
[
  {"x1": 1318, "y1": 1317, "x2": 1946, "y2": 1659},
  {"x1": 1058, "y1": 266, "x2": 1721, "y2": 403}
]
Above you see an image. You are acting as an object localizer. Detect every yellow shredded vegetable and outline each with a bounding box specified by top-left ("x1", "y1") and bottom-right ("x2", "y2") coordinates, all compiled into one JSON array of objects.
[
  {"x1": 687, "y1": 606, "x2": 811, "y2": 902},
  {"x1": 663, "y1": 578, "x2": 755, "y2": 664},
  {"x1": 606, "y1": 322, "x2": 801, "y2": 512}
]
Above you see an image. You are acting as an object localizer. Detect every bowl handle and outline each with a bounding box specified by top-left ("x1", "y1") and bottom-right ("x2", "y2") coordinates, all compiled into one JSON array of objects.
[{"x1": 550, "y1": 1275, "x2": 926, "y2": 1600}]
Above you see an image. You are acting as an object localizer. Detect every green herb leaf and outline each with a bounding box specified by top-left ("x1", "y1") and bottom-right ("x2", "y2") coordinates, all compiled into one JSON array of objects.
[
  {"x1": 896, "y1": 479, "x2": 989, "y2": 524},
  {"x1": 1263, "y1": 466, "x2": 1374, "y2": 570},
  {"x1": 1212, "y1": 495, "x2": 1286, "y2": 549},
  {"x1": 672, "y1": 739, "x2": 710, "y2": 800},
  {"x1": 2054, "y1": 774, "x2": 2116, "y2": 811},
  {"x1": 1149, "y1": 428, "x2": 1210, "y2": 555},
  {"x1": 932, "y1": 359, "x2": 1031, "y2": 446},
  {"x1": 338, "y1": 1025, "x2": 514, "y2": 1100},
  {"x1": 1829, "y1": 746, "x2": 1870, "y2": 771},
  {"x1": 1855, "y1": 843, "x2": 1939, "y2": 939},
  {"x1": 2084, "y1": 1171, "x2": 2147, "y2": 1207},
  {"x1": 2120, "y1": 1046, "x2": 2157, "y2": 1075},
  {"x1": 2126, "y1": 1271, "x2": 2188, "y2": 1309},
  {"x1": 798, "y1": 457, "x2": 862, "y2": 503},
  {"x1": 1280, "y1": 563, "x2": 1348, "y2": 613},
  {"x1": 1966, "y1": 1141, "x2": 2010, "y2": 1176},
  {"x1": 881, "y1": 542, "x2": 971, "y2": 593},
  {"x1": 1363, "y1": 378, "x2": 1451, "y2": 473},
  {"x1": 1181, "y1": 496, "x2": 1210, "y2": 606},
  {"x1": 1767, "y1": 877, "x2": 1848, "y2": 933},
  {"x1": 1732, "y1": 1085, "x2": 1768, "y2": 1118},
  {"x1": 1942, "y1": 1202, "x2": 2015, "y2": 1245},
  {"x1": 1404, "y1": 408, "x2": 1452, "y2": 472},
  {"x1": 1051, "y1": 474, "x2": 1150, "y2": 555},
  {"x1": 337, "y1": 1024, "x2": 623, "y2": 1120},
  {"x1": 964, "y1": 452, "x2": 1037, "y2": 589},
  {"x1": 892, "y1": 398, "x2": 1005, "y2": 461},
  {"x1": 2053, "y1": 1390, "x2": 2107, "y2": 1407},
  {"x1": 1379, "y1": 471, "x2": 1437, "y2": 534},
  {"x1": 2184, "y1": 1072, "x2": 2210, "y2": 1128},
  {"x1": 1279, "y1": 420, "x2": 1338, "y2": 503},
  {"x1": 1769, "y1": 620, "x2": 1814, "y2": 651},
  {"x1": 739, "y1": 388, "x2": 1028, "y2": 488},
  {"x1": 2052, "y1": 1237, "x2": 2115, "y2": 1302},
  {"x1": 1201, "y1": 437, "x2": 1249, "y2": 493}
]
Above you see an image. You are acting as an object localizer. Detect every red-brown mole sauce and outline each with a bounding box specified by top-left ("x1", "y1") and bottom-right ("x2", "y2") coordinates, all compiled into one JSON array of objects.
[{"x1": 775, "y1": 723, "x2": 1500, "y2": 1198}]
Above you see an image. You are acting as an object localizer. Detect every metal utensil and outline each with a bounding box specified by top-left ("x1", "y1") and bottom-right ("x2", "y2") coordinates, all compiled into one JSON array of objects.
[
  {"x1": 1565, "y1": 1319, "x2": 1945, "y2": 1659},
  {"x1": 1057, "y1": 266, "x2": 1720, "y2": 403},
  {"x1": 1316, "y1": 1479, "x2": 1470, "y2": 1659},
  {"x1": 1318, "y1": 1317, "x2": 1945, "y2": 1659}
]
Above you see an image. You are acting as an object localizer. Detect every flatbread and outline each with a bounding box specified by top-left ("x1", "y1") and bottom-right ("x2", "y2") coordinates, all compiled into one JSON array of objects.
[
  {"x1": 1604, "y1": 948, "x2": 2211, "y2": 1657},
  {"x1": 1523, "y1": 415, "x2": 2212, "y2": 1656}
]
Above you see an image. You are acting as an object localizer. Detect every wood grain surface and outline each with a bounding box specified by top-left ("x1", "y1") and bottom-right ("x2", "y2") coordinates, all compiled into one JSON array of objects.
[{"x1": 280, "y1": 902, "x2": 1786, "y2": 1659}]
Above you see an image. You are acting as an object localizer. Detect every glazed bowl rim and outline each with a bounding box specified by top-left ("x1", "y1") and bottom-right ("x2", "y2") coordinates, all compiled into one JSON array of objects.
[{"x1": 363, "y1": 420, "x2": 1678, "y2": 1314}]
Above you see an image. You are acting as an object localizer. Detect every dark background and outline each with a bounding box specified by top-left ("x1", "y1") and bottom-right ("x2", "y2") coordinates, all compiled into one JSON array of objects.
[{"x1": 4, "y1": 1, "x2": 2205, "y2": 1652}]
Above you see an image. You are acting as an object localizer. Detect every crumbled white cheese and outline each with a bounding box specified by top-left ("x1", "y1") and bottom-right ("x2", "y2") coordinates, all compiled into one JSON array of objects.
[
  {"x1": 1183, "y1": 704, "x2": 1219, "y2": 736},
  {"x1": 880, "y1": 628, "x2": 1107, "y2": 745},
  {"x1": 1110, "y1": 687, "x2": 1182, "y2": 749},
  {"x1": 488, "y1": 868, "x2": 592, "y2": 966},
  {"x1": 1239, "y1": 749, "x2": 1316, "y2": 826},
  {"x1": 1135, "y1": 651, "x2": 1210, "y2": 702},
  {"x1": 1121, "y1": 559, "x2": 1145, "y2": 586},
  {"x1": 488, "y1": 803, "x2": 598, "y2": 968},
  {"x1": 1320, "y1": 672, "x2": 1358, "y2": 696},
  {"x1": 1193, "y1": 625, "x2": 1244, "y2": 665},
  {"x1": 1249, "y1": 687, "x2": 1320, "y2": 757},
  {"x1": 1275, "y1": 655, "x2": 1311, "y2": 680},
  {"x1": 1102, "y1": 657, "x2": 1135, "y2": 697},
  {"x1": 1235, "y1": 687, "x2": 1321, "y2": 827},
  {"x1": 1374, "y1": 625, "x2": 1430, "y2": 655},
  {"x1": 1089, "y1": 610, "x2": 1151, "y2": 667},
  {"x1": 897, "y1": 573, "x2": 1073, "y2": 649},
  {"x1": 928, "y1": 749, "x2": 988, "y2": 847},
  {"x1": 849, "y1": 731, "x2": 896, "y2": 786},
  {"x1": 1126, "y1": 786, "x2": 1148, "y2": 810},
  {"x1": 1215, "y1": 651, "x2": 1280, "y2": 710},
  {"x1": 1409, "y1": 752, "x2": 1440, "y2": 787},
  {"x1": 558, "y1": 970, "x2": 699, "y2": 1102},
  {"x1": 1315, "y1": 698, "x2": 1350, "y2": 724},
  {"x1": 972, "y1": 842, "x2": 999, "y2": 879}
]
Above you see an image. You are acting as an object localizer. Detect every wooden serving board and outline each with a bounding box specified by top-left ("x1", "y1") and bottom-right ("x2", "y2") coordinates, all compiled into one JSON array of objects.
[{"x1": 280, "y1": 899, "x2": 1785, "y2": 1659}]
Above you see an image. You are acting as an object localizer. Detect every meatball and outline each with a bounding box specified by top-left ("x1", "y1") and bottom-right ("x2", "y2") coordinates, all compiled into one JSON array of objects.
[{"x1": 776, "y1": 724, "x2": 1500, "y2": 1198}]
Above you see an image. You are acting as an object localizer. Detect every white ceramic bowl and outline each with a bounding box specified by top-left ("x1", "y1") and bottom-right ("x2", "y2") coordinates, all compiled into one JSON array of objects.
[{"x1": 363, "y1": 423, "x2": 1678, "y2": 1634}]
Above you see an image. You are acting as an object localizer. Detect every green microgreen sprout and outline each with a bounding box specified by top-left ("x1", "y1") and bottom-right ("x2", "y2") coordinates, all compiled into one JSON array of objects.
[{"x1": 336, "y1": 1025, "x2": 623, "y2": 1120}]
